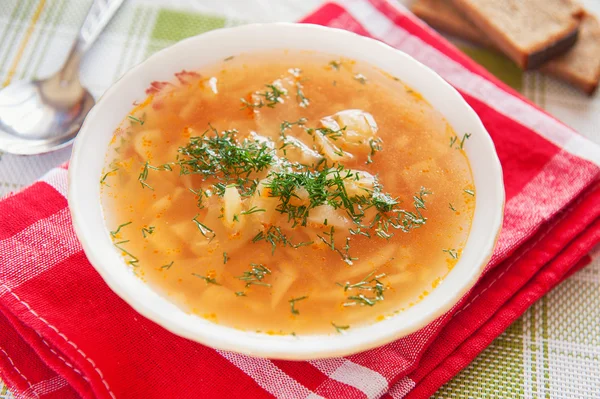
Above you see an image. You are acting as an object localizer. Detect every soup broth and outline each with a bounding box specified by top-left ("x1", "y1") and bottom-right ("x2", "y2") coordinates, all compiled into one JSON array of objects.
[{"x1": 101, "y1": 51, "x2": 475, "y2": 335}]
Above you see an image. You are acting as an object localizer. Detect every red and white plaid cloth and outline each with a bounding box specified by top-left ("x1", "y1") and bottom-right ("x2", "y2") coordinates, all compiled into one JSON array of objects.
[{"x1": 1, "y1": 1, "x2": 600, "y2": 398}]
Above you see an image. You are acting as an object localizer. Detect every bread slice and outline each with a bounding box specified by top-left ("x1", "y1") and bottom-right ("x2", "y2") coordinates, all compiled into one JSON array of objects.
[
  {"x1": 541, "y1": 13, "x2": 600, "y2": 94},
  {"x1": 451, "y1": 0, "x2": 583, "y2": 69},
  {"x1": 410, "y1": 0, "x2": 600, "y2": 94},
  {"x1": 411, "y1": 0, "x2": 494, "y2": 47}
]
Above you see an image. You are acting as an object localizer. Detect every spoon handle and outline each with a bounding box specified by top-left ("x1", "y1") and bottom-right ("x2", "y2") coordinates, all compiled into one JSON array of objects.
[
  {"x1": 57, "y1": 0, "x2": 125, "y2": 84},
  {"x1": 77, "y1": 0, "x2": 126, "y2": 53}
]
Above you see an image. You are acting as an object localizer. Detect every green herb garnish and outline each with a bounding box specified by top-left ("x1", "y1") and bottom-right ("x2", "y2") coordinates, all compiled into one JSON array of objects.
[
  {"x1": 459, "y1": 133, "x2": 471, "y2": 149},
  {"x1": 192, "y1": 273, "x2": 220, "y2": 285},
  {"x1": 464, "y1": 189, "x2": 475, "y2": 196},
  {"x1": 141, "y1": 226, "x2": 155, "y2": 238},
  {"x1": 295, "y1": 81, "x2": 310, "y2": 108},
  {"x1": 110, "y1": 221, "x2": 132, "y2": 238},
  {"x1": 177, "y1": 127, "x2": 273, "y2": 196},
  {"x1": 252, "y1": 225, "x2": 313, "y2": 254},
  {"x1": 329, "y1": 60, "x2": 341, "y2": 70},
  {"x1": 138, "y1": 161, "x2": 153, "y2": 190},
  {"x1": 113, "y1": 240, "x2": 139, "y2": 266},
  {"x1": 100, "y1": 168, "x2": 118, "y2": 186},
  {"x1": 449, "y1": 203, "x2": 456, "y2": 211},
  {"x1": 223, "y1": 252, "x2": 228, "y2": 264},
  {"x1": 331, "y1": 322, "x2": 350, "y2": 334},
  {"x1": 235, "y1": 291, "x2": 246, "y2": 297},
  {"x1": 240, "y1": 206, "x2": 266, "y2": 216},
  {"x1": 316, "y1": 226, "x2": 357, "y2": 265},
  {"x1": 160, "y1": 261, "x2": 174, "y2": 270},
  {"x1": 443, "y1": 248, "x2": 458, "y2": 259},
  {"x1": 280, "y1": 117, "x2": 308, "y2": 138},
  {"x1": 367, "y1": 138, "x2": 383, "y2": 164},
  {"x1": 288, "y1": 296, "x2": 308, "y2": 315},
  {"x1": 127, "y1": 115, "x2": 144, "y2": 125},
  {"x1": 192, "y1": 214, "x2": 216, "y2": 242},
  {"x1": 339, "y1": 270, "x2": 387, "y2": 307},
  {"x1": 241, "y1": 83, "x2": 287, "y2": 109},
  {"x1": 236, "y1": 263, "x2": 271, "y2": 288},
  {"x1": 450, "y1": 133, "x2": 471, "y2": 149}
]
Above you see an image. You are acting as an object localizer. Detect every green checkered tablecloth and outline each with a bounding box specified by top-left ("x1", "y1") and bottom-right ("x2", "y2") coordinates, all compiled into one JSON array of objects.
[{"x1": 0, "y1": 0, "x2": 598, "y2": 398}]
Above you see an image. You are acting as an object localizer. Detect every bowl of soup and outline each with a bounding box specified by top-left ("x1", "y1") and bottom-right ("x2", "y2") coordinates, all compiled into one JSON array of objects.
[{"x1": 68, "y1": 23, "x2": 504, "y2": 359}]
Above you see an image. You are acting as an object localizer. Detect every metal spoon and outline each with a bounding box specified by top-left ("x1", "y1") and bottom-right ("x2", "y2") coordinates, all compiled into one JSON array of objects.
[{"x1": 0, "y1": 0, "x2": 125, "y2": 155}]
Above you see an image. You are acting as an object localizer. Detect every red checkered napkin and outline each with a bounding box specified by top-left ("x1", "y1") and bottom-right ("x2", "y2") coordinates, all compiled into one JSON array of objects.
[{"x1": 1, "y1": 1, "x2": 599, "y2": 398}]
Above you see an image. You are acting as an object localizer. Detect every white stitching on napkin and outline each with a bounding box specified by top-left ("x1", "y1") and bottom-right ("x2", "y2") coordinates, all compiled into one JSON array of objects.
[
  {"x1": 0, "y1": 347, "x2": 38, "y2": 399},
  {"x1": 1, "y1": 284, "x2": 116, "y2": 399},
  {"x1": 37, "y1": 334, "x2": 86, "y2": 379}
]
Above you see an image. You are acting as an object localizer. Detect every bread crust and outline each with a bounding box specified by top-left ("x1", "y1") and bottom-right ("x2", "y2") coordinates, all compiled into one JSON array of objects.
[
  {"x1": 452, "y1": 0, "x2": 581, "y2": 69},
  {"x1": 541, "y1": 13, "x2": 600, "y2": 94}
]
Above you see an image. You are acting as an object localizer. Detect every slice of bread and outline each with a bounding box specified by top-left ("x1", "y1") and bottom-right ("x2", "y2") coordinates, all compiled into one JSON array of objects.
[
  {"x1": 410, "y1": 0, "x2": 600, "y2": 94},
  {"x1": 451, "y1": 0, "x2": 583, "y2": 69},
  {"x1": 541, "y1": 13, "x2": 600, "y2": 94},
  {"x1": 412, "y1": 0, "x2": 494, "y2": 47}
]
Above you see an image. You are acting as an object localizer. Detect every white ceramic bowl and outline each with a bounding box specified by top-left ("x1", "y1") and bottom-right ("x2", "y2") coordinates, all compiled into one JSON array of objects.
[{"x1": 69, "y1": 23, "x2": 504, "y2": 360}]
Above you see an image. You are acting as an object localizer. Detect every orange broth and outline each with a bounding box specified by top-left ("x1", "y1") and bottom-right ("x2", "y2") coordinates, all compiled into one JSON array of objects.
[{"x1": 101, "y1": 51, "x2": 475, "y2": 335}]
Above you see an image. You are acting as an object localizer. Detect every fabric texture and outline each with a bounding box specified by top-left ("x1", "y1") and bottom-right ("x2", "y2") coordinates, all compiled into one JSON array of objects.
[{"x1": 0, "y1": 0, "x2": 600, "y2": 398}]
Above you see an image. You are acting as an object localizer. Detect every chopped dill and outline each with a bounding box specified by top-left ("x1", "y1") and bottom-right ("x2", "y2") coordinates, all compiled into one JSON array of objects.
[
  {"x1": 450, "y1": 133, "x2": 471, "y2": 149},
  {"x1": 306, "y1": 126, "x2": 346, "y2": 141},
  {"x1": 241, "y1": 83, "x2": 287, "y2": 109},
  {"x1": 113, "y1": 240, "x2": 139, "y2": 266},
  {"x1": 295, "y1": 81, "x2": 310, "y2": 108},
  {"x1": 100, "y1": 168, "x2": 118, "y2": 186},
  {"x1": 235, "y1": 291, "x2": 246, "y2": 297},
  {"x1": 316, "y1": 226, "x2": 357, "y2": 265},
  {"x1": 224, "y1": 55, "x2": 235, "y2": 61},
  {"x1": 127, "y1": 115, "x2": 144, "y2": 125},
  {"x1": 252, "y1": 225, "x2": 313, "y2": 254},
  {"x1": 192, "y1": 214, "x2": 216, "y2": 242},
  {"x1": 141, "y1": 225, "x2": 155, "y2": 238},
  {"x1": 460, "y1": 133, "x2": 471, "y2": 149},
  {"x1": 192, "y1": 273, "x2": 220, "y2": 285},
  {"x1": 110, "y1": 221, "x2": 132, "y2": 238},
  {"x1": 147, "y1": 162, "x2": 173, "y2": 172},
  {"x1": 288, "y1": 296, "x2": 308, "y2": 315},
  {"x1": 367, "y1": 138, "x2": 383, "y2": 164},
  {"x1": 177, "y1": 126, "x2": 273, "y2": 195},
  {"x1": 280, "y1": 117, "x2": 308, "y2": 138},
  {"x1": 443, "y1": 248, "x2": 458, "y2": 259},
  {"x1": 354, "y1": 73, "x2": 367, "y2": 84},
  {"x1": 240, "y1": 206, "x2": 266, "y2": 215},
  {"x1": 138, "y1": 161, "x2": 153, "y2": 190},
  {"x1": 160, "y1": 261, "x2": 174, "y2": 270},
  {"x1": 449, "y1": 203, "x2": 456, "y2": 211},
  {"x1": 223, "y1": 252, "x2": 228, "y2": 264},
  {"x1": 329, "y1": 60, "x2": 341, "y2": 70},
  {"x1": 138, "y1": 161, "x2": 173, "y2": 190},
  {"x1": 331, "y1": 322, "x2": 350, "y2": 334},
  {"x1": 236, "y1": 263, "x2": 271, "y2": 288},
  {"x1": 339, "y1": 270, "x2": 387, "y2": 307},
  {"x1": 464, "y1": 189, "x2": 475, "y2": 196}
]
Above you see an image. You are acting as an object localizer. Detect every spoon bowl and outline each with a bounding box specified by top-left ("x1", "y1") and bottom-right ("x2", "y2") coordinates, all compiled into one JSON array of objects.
[
  {"x1": 0, "y1": 77, "x2": 95, "y2": 154},
  {"x1": 0, "y1": 0, "x2": 124, "y2": 155}
]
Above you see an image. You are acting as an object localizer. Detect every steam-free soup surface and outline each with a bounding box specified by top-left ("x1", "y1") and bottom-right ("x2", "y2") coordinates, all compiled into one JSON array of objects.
[{"x1": 101, "y1": 51, "x2": 474, "y2": 335}]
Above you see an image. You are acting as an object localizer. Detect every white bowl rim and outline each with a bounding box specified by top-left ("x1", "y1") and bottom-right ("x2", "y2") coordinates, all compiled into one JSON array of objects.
[{"x1": 69, "y1": 22, "x2": 505, "y2": 360}]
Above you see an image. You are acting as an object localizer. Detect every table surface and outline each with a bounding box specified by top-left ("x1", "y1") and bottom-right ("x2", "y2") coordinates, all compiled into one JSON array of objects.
[{"x1": 0, "y1": 0, "x2": 599, "y2": 398}]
